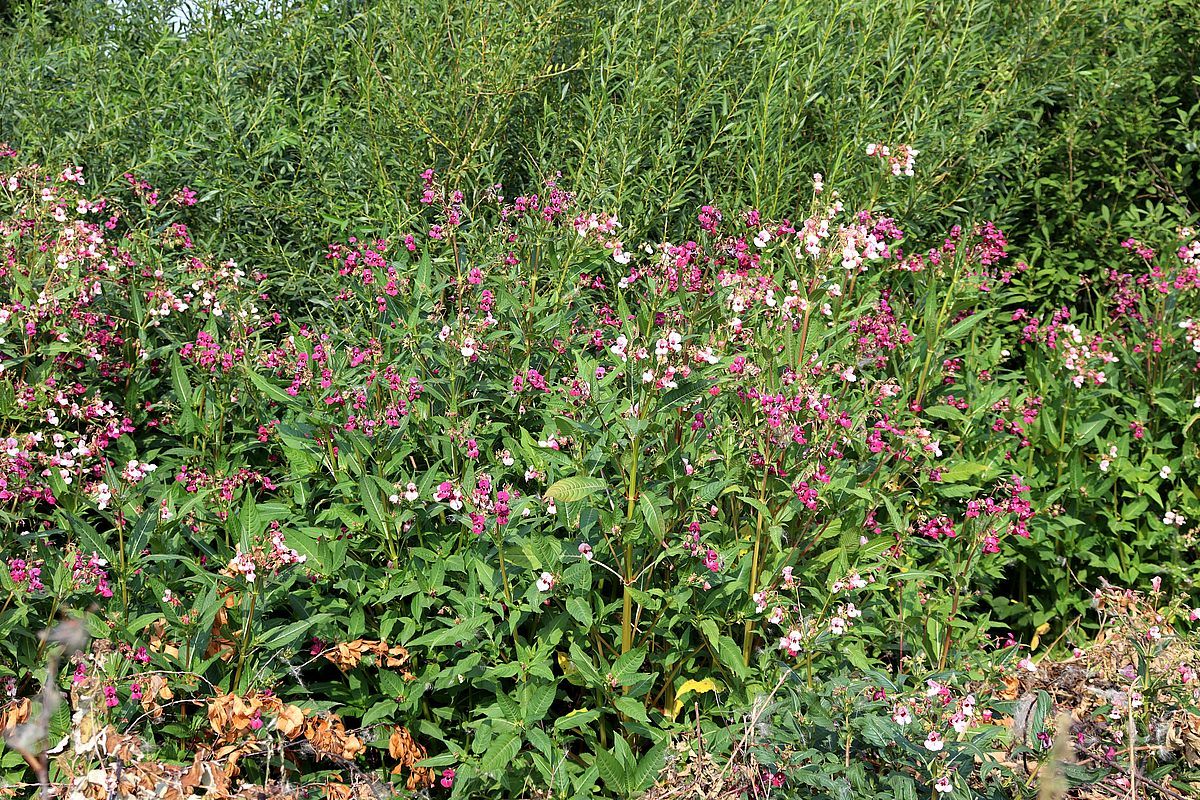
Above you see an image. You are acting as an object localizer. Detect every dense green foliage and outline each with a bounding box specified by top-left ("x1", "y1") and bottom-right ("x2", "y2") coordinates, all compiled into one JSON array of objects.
[{"x1": 2, "y1": 0, "x2": 1197, "y2": 299}]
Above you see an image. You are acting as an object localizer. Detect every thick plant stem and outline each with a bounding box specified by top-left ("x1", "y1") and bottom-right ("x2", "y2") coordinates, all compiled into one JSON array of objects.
[
  {"x1": 497, "y1": 539, "x2": 513, "y2": 605},
  {"x1": 117, "y1": 516, "x2": 128, "y2": 613},
  {"x1": 232, "y1": 581, "x2": 259, "y2": 691},
  {"x1": 938, "y1": 544, "x2": 975, "y2": 671},
  {"x1": 621, "y1": 441, "x2": 639, "y2": 655},
  {"x1": 741, "y1": 473, "x2": 770, "y2": 665},
  {"x1": 915, "y1": 264, "x2": 962, "y2": 407},
  {"x1": 621, "y1": 543, "x2": 634, "y2": 655}
]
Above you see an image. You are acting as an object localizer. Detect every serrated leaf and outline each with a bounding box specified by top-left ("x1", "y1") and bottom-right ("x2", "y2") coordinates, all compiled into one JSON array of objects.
[
  {"x1": 524, "y1": 684, "x2": 556, "y2": 725},
  {"x1": 480, "y1": 729, "x2": 522, "y2": 773},
  {"x1": 566, "y1": 596, "x2": 593, "y2": 628},
  {"x1": 611, "y1": 647, "x2": 646, "y2": 685},
  {"x1": 409, "y1": 615, "x2": 489, "y2": 648},
  {"x1": 630, "y1": 740, "x2": 667, "y2": 792},
  {"x1": 639, "y1": 492, "x2": 665, "y2": 539},
  {"x1": 614, "y1": 695, "x2": 649, "y2": 723},
  {"x1": 246, "y1": 367, "x2": 296, "y2": 405},
  {"x1": 554, "y1": 707, "x2": 600, "y2": 731},
  {"x1": 594, "y1": 747, "x2": 625, "y2": 793},
  {"x1": 544, "y1": 476, "x2": 607, "y2": 503},
  {"x1": 942, "y1": 310, "x2": 988, "y2": 341},
  {"x1": 359, "y1": 477, "x2": 390, "y2": 538}
]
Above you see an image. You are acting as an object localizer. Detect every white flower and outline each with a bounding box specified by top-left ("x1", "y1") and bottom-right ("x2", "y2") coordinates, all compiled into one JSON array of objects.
[
  {"x1": 935, "y1": 776, "x2": 953, "y2": 794},
  {"x1": 924, "y1": 732, "x2": 944, "y2": 752},
  {"x1": 404, "y1": 482, "x2": 420, "y2": 502},
  {"x1": 92, "y1": 483, "x2": 112, "y2": 510},
  {"x1": 892, "y1": 705, "x2": 912, "y2": 726},
  {"x1": 1159, "y1": 465, "x2": 1172, "y2": 479},
  {"x1": 536, "y1": 572, "x2": 556, "y2": 592},
  {"x1": 829, "y1": 616, "x2": 847, "y2": 635}
]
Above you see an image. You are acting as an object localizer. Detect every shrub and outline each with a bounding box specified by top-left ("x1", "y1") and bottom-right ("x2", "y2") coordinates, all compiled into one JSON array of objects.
[
  {"x1": 1, "y1": 144, "x2": 1198, "y2": 798},
  {"x1": 0, "y1": 0, "x2": 1195, "y2": 300}
]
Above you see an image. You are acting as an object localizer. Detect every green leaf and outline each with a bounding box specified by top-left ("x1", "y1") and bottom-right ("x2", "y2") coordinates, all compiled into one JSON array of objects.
[
  {"x1": 1074, "y1": 414, "x2": 1108, "y2": 446},
  {"x1": 610, "y1": 647, "x2": 647, "y2": 685},
  {"x1": 479, "y1": 729, "x2": 522, "y2": 773},
  {"x1": 171, "y1": 354, "x2": 197, "y2": 431},
  {"x1": 639, "y1": 492, "x2": 665, "y2": 539},
  {"x1": 237, "y1": 492, "x2": 261, "y2": 546},
  {"x1": 942, "y1": 310, "x2": 989, "y2": 341},
  {"x1": 614, "y1": 695, "x2": 649, "y2": 724},
  {"x1": 359, "y1": 477, "x2": 391, "y2": 539},
  {"x1": 554, "y1": 707, "x2": 600, "y2": 731},
  {"x1": 938, "y1": 461, "x2": 991, "y2": 482},
  {"x1": 246, "y1": 368, "x2": 296, "y2": 405},
  {"x1": 409, "y1": 615, "x2": 490, "y2": 648},
  {"x1": 594, "y1": 747, "x2": 625, "y2": 794},
  {"x1": 545, "y1": 476, "x2": 607, "y2": 503},
  {"x1": 361, "y1": 700, "x2": 399, "y2": 726},
  {"x1": 568, "y1": 643, "x2": 602, "y2": 685},
  {"x1": 659, "y1": 380, "x2": 709, "y2": 409},
  {"x1": 629, "y1": 740, "x2": 667, "y2": 792},
  {"x1": 257, "y1": 614, "x2": 328, "y2": 650},
  {"x1": 495, "y1": 691, "x2": 521, "y2": 723},
  {"x1": 566, "y1": 596, "x2": 593, "y2": 629},
  {"x1": 524, "y1": 684, "x2": 556, "y2": 725}
]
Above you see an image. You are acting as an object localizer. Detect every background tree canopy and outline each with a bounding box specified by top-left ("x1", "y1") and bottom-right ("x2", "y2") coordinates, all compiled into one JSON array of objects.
[{"x1": 1, "y1": 0, "x2": 1196, "y2": 308}]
